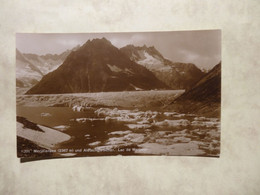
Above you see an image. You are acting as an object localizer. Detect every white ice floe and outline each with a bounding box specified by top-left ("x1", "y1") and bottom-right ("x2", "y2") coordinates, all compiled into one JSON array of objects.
[
  {"x1": 194, "y1": 117, "x2": 219, "y2": 122},
  {"x1": 206, "y1": 130, "x2": 220, "y2": 139},
  {"x1": 72, "y1": 105, "x2": 93, "y2": 112},
  {"x1": 89, "y1": 141, "x2": 101, "y2": 146},
  {"x1": 174, "y1": 114, "x2": 186, "y2": 118},
  {"x1": 191, "y1": 121, "x2": 219, "y2": 128},
  {"x1": 106, "y1": 137, "x2": 128, "y2": 145},
  {"x1": 208, "y1": 118, "x2": 219, "y2": 122},
  {"x1": 163, "y1": 112, "x2": 178, "y2": 117},
  {"x1": 75, "y1": 118, "x2": 88, "y2": 123},
  {"x1": 105, "y1": 116, "x2": 137, "y2": 123},
  {"x1": 72, "y1": 105, "x2": 84, "y2": 112},
  {"x1": 124, "y1": 133, "x2": 145, "y2": 143},
  {"x1": 95, "y1": 108, "x2": 158, "y2": 124},
  {"x1": 154, "y1": 119, "x2": 190, "y2": 127},
  {"x1": 163, "y1": 129, "x2": 187, "y2": 138},
  {"x1": 17, "y1": 122, "x2": 71, "y2": 149},
  {"x1": 108, "y1": 130, "x2": 132, "y2": 135},
  {"x1": 163, "y1": 134, "x2": 176, "y2": 138},
  {"x1": 96, "y1": 108, "x2": 126, "y2": 117},
  {"x1": 53, "y1": 125, "x2": 70, "y2": 131},
  {"x1": 74, "y1": 118, "x2": 104, "y2": 123},
  {"x1": 173, "y1": 137, "x2": 191, "y2": 143},
  {"x1": 41, "y1": 113, "x2": 52, "y2": 117},
  {"x1": 155, "y1": 138, "x2": 170, "y2": 144},
  {"x1": 125, "y1": 124, "x2": 152, "y2": 130},
  {"x1": 194, "y1": 116, "x2": 206, "y2": 121}
]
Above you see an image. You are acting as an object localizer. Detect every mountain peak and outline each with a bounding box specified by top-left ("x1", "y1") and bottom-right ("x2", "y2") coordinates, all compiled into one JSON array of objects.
[
  {"x1": 26, "y1": 38, "x2": 168, "y2": 94},
  {"x1": 84, "y1": 37, "x2": 112, "y2": 46},
  {"x1": 142, "y1": 44, "x2": 148, "y2": 49}
]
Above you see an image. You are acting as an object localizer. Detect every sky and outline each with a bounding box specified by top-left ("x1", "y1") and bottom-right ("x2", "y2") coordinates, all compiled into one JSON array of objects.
[{"x1": 16, "y1": 30, "x2": 221, "y2": 70}]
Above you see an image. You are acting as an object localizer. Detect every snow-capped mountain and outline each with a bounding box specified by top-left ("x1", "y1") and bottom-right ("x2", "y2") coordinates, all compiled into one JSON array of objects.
[
  {"x1": 26, "y1": 38, "x2": 168, "y2": 94},
  {"x1": 120, "y1": 45, "x2": 205, "y2": 90},
  {"x1": 16, "y1": 45, "x2": 80, "y2": 94},
  {"x1": 16, "y1": 49, "x2": 44, "y2": 89}
]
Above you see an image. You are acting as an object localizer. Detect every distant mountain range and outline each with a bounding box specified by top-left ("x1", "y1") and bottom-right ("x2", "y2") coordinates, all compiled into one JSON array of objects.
[
  {"x1": 16, "y1": 45, "x2": 80, "y2": 93},
  {"x1": 16, "y1": 37, "x2": 210, "y2": 95},
  {"x1": 25, "y1": 38, "x2": 168, "y2": 94},
  {"x1": 120, "y1": 45, "x2": 205, "y2": 90}
]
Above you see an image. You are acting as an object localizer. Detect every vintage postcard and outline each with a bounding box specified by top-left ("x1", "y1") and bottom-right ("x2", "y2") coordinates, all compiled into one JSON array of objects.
[{"x1": 16, "y1": 30, "x2": 221, "y2": 159}]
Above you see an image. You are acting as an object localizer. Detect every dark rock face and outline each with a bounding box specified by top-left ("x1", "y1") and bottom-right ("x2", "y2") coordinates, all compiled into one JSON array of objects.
[
  {"x1": 17, "y1": 116, "x2": 44, "y2": 132},
  {"x1": 171, "y1": 62, "x2": 221, "y2": 117},
  {"x1": 120, "y1": 44, "x2": 165, "y2": 61},
  {"x1": 26, "y1": 38, "x2": 168, "y2": 94},
  {"x1": 120, "y1": 45, "x2": 205, "y2": 90},
  {"x1": 176, "y1": 62, "x2": 221, "y2": 102},
  {"x1": 155, "y1": 62, "x2": 205, "y2": 90}
]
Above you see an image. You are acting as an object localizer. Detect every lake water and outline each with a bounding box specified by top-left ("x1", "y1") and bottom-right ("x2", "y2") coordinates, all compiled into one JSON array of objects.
[{"x1": 17, "y1": 105, "x2": 220, "y2": 157}]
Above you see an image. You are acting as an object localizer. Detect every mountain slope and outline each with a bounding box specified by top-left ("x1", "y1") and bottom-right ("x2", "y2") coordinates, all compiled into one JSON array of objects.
[
  {"x1": 23, "y1": 45, "x2": 80, "y2": 75},
  {"x1": 170, "y1": 62, "x2": 221, "y2": 117},
  {"x1": 26, "y1": 38, "x2": 169, "y2": 94},
  {"x1": 16, "y1": 46, "x2": 80, "y2": 94},
  {"x1": 120, "y1": 45, "x2": 205, "y2": 90},
  {"x1": 16, "y1": 49, "x2": 44, "y2": 88}
]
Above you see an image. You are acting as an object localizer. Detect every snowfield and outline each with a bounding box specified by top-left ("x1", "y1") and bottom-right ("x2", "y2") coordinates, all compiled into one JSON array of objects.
[{"x1": 17, "y1": 122, "x2": 71, "y2": 149}]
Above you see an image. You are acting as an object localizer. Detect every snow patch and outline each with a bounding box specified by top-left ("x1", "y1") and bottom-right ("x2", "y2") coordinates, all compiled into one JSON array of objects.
[
  {"x1": 154, "y1": 119, "x2": 190, "y2": 127},
  {"x1": 72, "y1": 105, "x2": 93, "y2": 112},
  {"x1": 106, "y1": 137, "x2": 128, "y2": 145},
  {"x1": 89, "y1": 141, "x2": 101, "y2": 146},
  {"x1": 191, "y1": 121, "x2": 219, "y2": 127},
  {"x1": 17, "y1": 122, "x2": 71, "y2": 149},
  {"x1": 130, "y1": 84, "x2": 143, "y2": 91},
  {"x1": 53, "y1": 125, "x2": 70, "y2": 131},
  {"x1": 108, "y1": 130, "x2": 132, "y2": 135},
  {"x1": 107, "y1": 64, "x2": 122, "y2": 72},
  {"x1": 124, "y1": 133, "x2": 145, "y2": 143},
  {"x1": 41, "y1": 113, "x2": 52, "y2": 117},
  {"x1": 125, "y1": 124, "x2": 151, "y2": 130}
]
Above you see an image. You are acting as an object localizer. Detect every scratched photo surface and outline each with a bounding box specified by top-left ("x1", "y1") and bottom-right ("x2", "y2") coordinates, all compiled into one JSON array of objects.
[{"x1": 16, "y1": 30, "x2": 221, "y2": 158}]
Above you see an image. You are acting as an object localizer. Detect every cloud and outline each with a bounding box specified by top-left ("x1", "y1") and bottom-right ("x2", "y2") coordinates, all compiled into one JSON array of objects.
[{"x1": 56, "y1": 39, "x2": 81, "y2": 47}]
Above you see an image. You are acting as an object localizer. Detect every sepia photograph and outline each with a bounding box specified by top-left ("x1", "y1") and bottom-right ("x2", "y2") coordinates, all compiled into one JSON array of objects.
[{"x1": 16, "y1": 30, "x2": 221, "y2": 158}]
